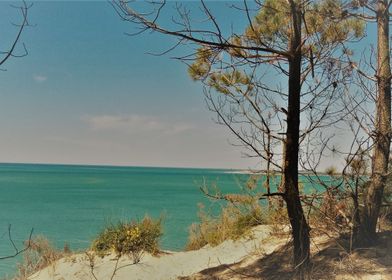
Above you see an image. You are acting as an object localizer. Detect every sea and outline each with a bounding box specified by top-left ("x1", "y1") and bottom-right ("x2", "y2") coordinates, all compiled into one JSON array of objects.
[
  {"x1": 0, "y1": 163, "x2": 253, "y2": 277},
  {"x1": 0, "y1": 163, "x2": 328, "y2": 277}
]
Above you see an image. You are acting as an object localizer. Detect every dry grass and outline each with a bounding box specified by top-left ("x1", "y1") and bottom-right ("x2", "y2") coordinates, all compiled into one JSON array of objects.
[
  {"x1": 186, "y1": 200, "x2": 289, "y2": 251},
  {"x1": 185, "y1": 202, "x2": 266, "y2": 250},
  {"x1": 14, "y1": 236, "x2": 68, "y2": 280},
  {"x1": 181, "y1": 230, "x2": 392, "y2": 280}
]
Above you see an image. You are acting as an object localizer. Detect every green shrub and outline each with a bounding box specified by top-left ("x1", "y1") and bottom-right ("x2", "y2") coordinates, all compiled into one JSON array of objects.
[{"x1": 91, "y1": 216, "x2": 162, "y2": 263}]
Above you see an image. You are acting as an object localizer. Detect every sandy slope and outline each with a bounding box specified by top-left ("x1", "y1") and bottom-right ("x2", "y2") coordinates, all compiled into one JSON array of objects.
[
  {"x1": 28, "y1": 225, "x2": 282, "y2": 280},
  {"x1": 27, "y1": 226, "x2": 392, "y2": 280}
]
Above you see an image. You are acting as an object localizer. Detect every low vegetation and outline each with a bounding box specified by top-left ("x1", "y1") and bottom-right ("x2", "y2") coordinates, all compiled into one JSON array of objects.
[
  {"x1": 10, "y1": 173, "x2": 392, "y2": 279},
  {"x1": 186, "y1": 174, "x2": 290, "y2": 251},
  {"x1": 15, "y1": 236, "x2": 68, "y2": 280},
  {"x1": 186, "y1": 202, "x2": 267, "y2": 250},
  {"x1": 91, "y1": 215, "x2": 163, "y2": 263}
]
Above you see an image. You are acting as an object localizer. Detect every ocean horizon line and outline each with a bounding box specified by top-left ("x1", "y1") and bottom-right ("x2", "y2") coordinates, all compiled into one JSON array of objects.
[
  {"x1": 0, "y1": 161, "x2": 248, "y2": 172},
  {"x1": 0, "y1": 162, "x2": 331, "y2": 175}
]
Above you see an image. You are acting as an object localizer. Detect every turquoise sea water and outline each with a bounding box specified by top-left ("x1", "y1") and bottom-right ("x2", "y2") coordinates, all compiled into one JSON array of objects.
[
  {"x1": 0, "y1": 163, "x2": 252, "y2": 277},
  {"x1": 0, "y1": 163, "x2": 330, "y2": 277}
]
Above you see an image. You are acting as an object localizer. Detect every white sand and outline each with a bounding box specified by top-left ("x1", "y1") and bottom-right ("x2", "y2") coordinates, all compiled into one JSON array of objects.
[{"x1": 27, "y1": 225, "x2": 280, "y2": 280}]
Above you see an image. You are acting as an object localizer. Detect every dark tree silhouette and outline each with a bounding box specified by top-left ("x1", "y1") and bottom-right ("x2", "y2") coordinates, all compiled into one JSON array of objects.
[{"x1": 112, "y1": 1, "x2": 362, "y2": 277}]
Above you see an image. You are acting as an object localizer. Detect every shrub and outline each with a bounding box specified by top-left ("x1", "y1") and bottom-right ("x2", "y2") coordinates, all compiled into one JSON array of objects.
[
  {"x1": 186, "y1": 201, "x2": 266, "y2": 251},
  {"x1": 15, "y1": 236, "x2": 67, "y2": 280},
  {"x1": 91, "y1": 215, "x2": 162, "y2": 263}
]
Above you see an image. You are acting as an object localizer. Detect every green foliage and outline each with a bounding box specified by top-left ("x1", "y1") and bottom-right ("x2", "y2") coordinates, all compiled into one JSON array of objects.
[
  {"x1": 188, "y1": 0, "x2": 365, "y2": 94},
  {"x1": 246, "y1": 0, "x2": 289, "y2": 42},
  {"x1": 308, "y1": 0, "x2": 364, "y2": 43},
  {"x1": 187, "y1": 47, "x2": 214, "y2": 80},
  {"x1": 245, "y1": 0, "x2": 364, "y2": 45},
  {"x1": 185, "y1": 201, "x2": 266, "y2": 251},
  {"x1": 91, "y1": 216, "x2": 162, "y2": 263},
  {"x1": 208, "y1": 70, "x2": 252, "y2": 95}
]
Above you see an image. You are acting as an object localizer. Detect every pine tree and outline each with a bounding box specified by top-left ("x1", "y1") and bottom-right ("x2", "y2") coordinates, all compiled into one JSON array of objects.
[{"x1": 113, "y1": 0, "x2": 363, "y2": 277}]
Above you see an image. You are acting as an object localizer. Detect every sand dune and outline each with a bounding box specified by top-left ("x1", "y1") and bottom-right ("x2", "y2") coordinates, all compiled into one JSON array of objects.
[
  {"x1": 27, "y1": 225, "x2": 392, "y2": 280},
  {"x1": 28, "y1": 225, "x2": 283, "y2": 280}
]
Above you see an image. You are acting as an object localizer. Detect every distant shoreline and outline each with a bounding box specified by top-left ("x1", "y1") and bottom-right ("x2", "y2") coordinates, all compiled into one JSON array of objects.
[
  {"x1": 224, "y1": 169, "x2": 336, "y2": 176},
  {"x1": 0, "y1": 162, "x2": 336, "y2": 176},
  {"x1": 0, "y1": 162, "x2": 237, "y2": 171}
]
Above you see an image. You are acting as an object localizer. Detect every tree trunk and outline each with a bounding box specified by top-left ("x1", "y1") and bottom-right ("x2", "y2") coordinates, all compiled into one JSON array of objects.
[
  {"x1": 283, "y1": 1, "x2": 310, "y2": 278},
  {"x1": 358, "y1": 0, "x2": 391, "y2": 245}
]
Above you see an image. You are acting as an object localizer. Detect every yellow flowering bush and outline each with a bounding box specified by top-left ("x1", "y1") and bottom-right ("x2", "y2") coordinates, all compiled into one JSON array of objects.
[{"x1": 91, "y1": 216, "x2": 162, "y2": 263}]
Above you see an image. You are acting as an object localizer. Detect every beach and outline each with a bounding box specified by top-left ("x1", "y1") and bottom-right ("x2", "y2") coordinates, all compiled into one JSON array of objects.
[
  {"x1": 28, "y1": 225, "x2": 282, "y2": 280},
  {"x1": 27, "y1": 224, "x2": 392, "y2": 280}
]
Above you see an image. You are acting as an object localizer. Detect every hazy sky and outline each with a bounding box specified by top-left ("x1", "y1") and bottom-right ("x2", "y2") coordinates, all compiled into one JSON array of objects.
[
  {"x1": 0, "y1": 1, "x2": 377, "y2": 170},
  {"x1": 0, "y1": 1, "x2": 265, "y2": 169}
]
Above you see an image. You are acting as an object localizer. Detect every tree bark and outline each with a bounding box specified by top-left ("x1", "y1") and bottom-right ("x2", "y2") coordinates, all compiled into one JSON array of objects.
[
  {"x1": 358, "y1": 0, "x2": 391, "y2": 245},
  {"x1": 283, "y1": 1, "x2": 311, "y2": 278}
]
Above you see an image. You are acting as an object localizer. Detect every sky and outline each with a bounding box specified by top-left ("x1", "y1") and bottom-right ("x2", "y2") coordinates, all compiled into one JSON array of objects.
[
  {"x1": 0, "y1": 1, "x2": 379, "y2": 170},
  {"x1": 0, "y1": 1, "x2": 264, "y2": 169}
]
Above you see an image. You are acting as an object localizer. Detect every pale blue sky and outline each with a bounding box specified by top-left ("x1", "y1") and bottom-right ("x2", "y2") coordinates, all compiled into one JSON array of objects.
[
  {"x1": 0, "y1": 1, "x2": 378, "y2": 170},
  {"x1": 0, "y1": 1, "x2": 262, "y2": 169}
]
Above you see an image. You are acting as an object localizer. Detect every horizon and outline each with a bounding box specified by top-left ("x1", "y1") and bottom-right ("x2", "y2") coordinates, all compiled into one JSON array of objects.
[
  {"x1": 0, "y1": 1, "x2": 375, "y2": 171},
  {"x1": 0, "y1": 1, "x2": 262, "y2": 170},
  {"x1": 0, "y1": 161, "x2": 335, "y2": 174},
  {"x1": 0, "y1": 161, "x2": 240, "y2": 170}
]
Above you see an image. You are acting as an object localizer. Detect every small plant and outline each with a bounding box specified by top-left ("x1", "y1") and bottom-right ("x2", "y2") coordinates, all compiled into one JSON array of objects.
[
  {"x1": 91, "y1": 215, "x2": 162, "y2": 264},
  {"x1": 15, "y1": 236, "x2": 67, "y2": 280},
  {"x1": 186, "y1": 201, "x2": 266, "y2": 250}
]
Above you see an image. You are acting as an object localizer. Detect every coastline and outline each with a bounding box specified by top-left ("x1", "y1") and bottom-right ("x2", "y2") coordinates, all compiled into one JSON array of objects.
[
  {"x1": 26, "y1": 225, "x2": 392, "y2": 280},
  {"x1": 28, "y1": 225, "x2": 280, "y2": 280}
]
